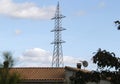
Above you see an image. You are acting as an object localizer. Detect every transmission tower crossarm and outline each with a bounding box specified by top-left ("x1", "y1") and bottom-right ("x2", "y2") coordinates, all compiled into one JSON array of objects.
[{"x1": 51, "y1": 2, "x2": 66, "y2": 67}]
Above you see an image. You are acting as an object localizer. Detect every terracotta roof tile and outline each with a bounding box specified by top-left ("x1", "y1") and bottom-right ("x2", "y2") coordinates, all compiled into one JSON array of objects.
[{"x1": 9, "y1": 67, "x2": 65, "y2": 81}]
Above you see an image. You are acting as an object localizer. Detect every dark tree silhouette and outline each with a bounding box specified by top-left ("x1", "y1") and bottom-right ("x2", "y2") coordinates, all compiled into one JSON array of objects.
[
  {"x1": 70, "y1": 49, "x2": 120, "y2": 84},
  {"x1": 92, "y1": 48, "x2": 120, "y2": 71},
  {"x1": 114, "y1": 20, "x2": 120, "y2": 30},
  {"x1": 0, "y1": 51, "x2": 20, "y2": 84},
  {"x1": 92, "y1": 49, "x2": 120, "y2": 84}
]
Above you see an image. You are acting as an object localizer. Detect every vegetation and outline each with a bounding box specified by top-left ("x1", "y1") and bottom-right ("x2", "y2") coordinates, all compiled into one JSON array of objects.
[
  {"x1": 93, "y1": 48, "x2": 120, "y2": 71},
  {"x1": 0, "y1": 51, "x2": 20, "y2": 84},
  {"x1": 70, "y1": 70, "x2": 100, "y2": 84},
  {"x1": 114, "y1": 20, "x2": 120, "y2": 30},
  {"x1": 70, "y1": 48, "x2": 120, "y2": 84},
  {"x1": 93, "y1": 48, "x2": 120, "y2": 84}
]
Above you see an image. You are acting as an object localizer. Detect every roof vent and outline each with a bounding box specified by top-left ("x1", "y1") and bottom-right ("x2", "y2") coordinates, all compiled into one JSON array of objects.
[{"x1": 77, "y1": 63, "x2": 81, "y2": 69}]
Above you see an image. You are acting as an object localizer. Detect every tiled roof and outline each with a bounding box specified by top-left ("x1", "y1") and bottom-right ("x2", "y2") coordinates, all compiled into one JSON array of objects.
[{"x1": 9, "y1": 67, "x2": 65, "y2": 81}]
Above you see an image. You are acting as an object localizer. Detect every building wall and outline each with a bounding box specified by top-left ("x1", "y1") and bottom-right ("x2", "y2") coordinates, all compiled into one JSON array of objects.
[
  {"x1": 65, "y1": 69, "x2": 75, "y2": 84},
  {"x1": 18, "y1": 81, "x2": 64, "y2": 84},
  {"x1": 18, "y1": 80, "x2": 111, "y2": 84}
]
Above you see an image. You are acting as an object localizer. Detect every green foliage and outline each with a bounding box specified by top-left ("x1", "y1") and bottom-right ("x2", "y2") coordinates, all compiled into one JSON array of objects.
[
  {"x1": 70, "y1": 71, "x2": 100, "y2": 84},
  {"x1": 0, "y1": 51, "x2": 20, "y2": 84},
  {"x1": 9, "y1": 72, "x2": 21, "y2": 84},
  {"x1": 93, "y1": 48, "x2": 120, "y2": 71},
  {"x1": 92, "y1": 48, "x2": 120, "y2": 84},
  {"x1": 70, "y1": 49, "x2": 120, "y2": 84},
  {"x1": 2, "y1": 52, "x2": 14, "y2": 68},
  {"x1": 100, "y1": 71, "x2": 120, "y2": 84}
]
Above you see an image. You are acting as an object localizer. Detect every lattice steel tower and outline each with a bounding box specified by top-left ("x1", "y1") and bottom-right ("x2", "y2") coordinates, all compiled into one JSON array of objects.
[{"x1": 51, "y1": 2, "x2": 66, "y2": 67}]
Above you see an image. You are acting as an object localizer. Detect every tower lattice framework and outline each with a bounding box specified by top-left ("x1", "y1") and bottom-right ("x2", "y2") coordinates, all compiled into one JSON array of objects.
[{"x1": 51, "y1": 2, "x2": 66, "y2": 67}]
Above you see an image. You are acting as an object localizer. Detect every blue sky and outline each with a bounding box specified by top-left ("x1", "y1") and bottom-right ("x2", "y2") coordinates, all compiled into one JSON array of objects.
[{"x1": 0, "y1": 0, "x2": 120, "y2": 70}]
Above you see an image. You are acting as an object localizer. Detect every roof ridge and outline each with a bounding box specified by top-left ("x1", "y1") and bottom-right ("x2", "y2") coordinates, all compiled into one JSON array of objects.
[
  {"x1": 10, "y1": 67, "x2": 65, "y2": 69},
  {"x1": 65, "y1": 66, "x2": 90, "y2": 72}
]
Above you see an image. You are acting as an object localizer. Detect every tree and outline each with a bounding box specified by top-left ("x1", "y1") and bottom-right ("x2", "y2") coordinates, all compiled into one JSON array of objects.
[
  {"x1": 69, "y1": 70, "x2": 101, "y2": 84},
  {"x1": 0, "y1": 51, "x2": 20, "y2": 84},
  {"x1": 92, "y1": 48, "x2": 120, "y2": 84},
  {"x1": 70, "y1": 49, "x2": 120, "y2": 84},
  {"x1": 92, "y1": 48, "x2": 120, "y2": 71},
  {"x1": 114, "y1": 20, "x2": 120, "y2": 30}
]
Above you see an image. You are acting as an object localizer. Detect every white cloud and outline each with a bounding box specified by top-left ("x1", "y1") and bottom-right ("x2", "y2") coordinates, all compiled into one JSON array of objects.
[
  {"x1": 16, "y1": 48, "x2": 96, "y2": 70},
  {"x1": 18, "y1": 48, "x2": 52, "y2": 67},
  {"x1": 0, "y1": 0, "x2": 55, "y2": 19},
  {"x1": 15, "y1": 29, "x2": 22, "y2": 35},
  {"x1": 17, "y1": 48, "x2": 82, "y2": 67},
  {"x1": 64, "y1": 56, "x2": 80, "y2": 65}
]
